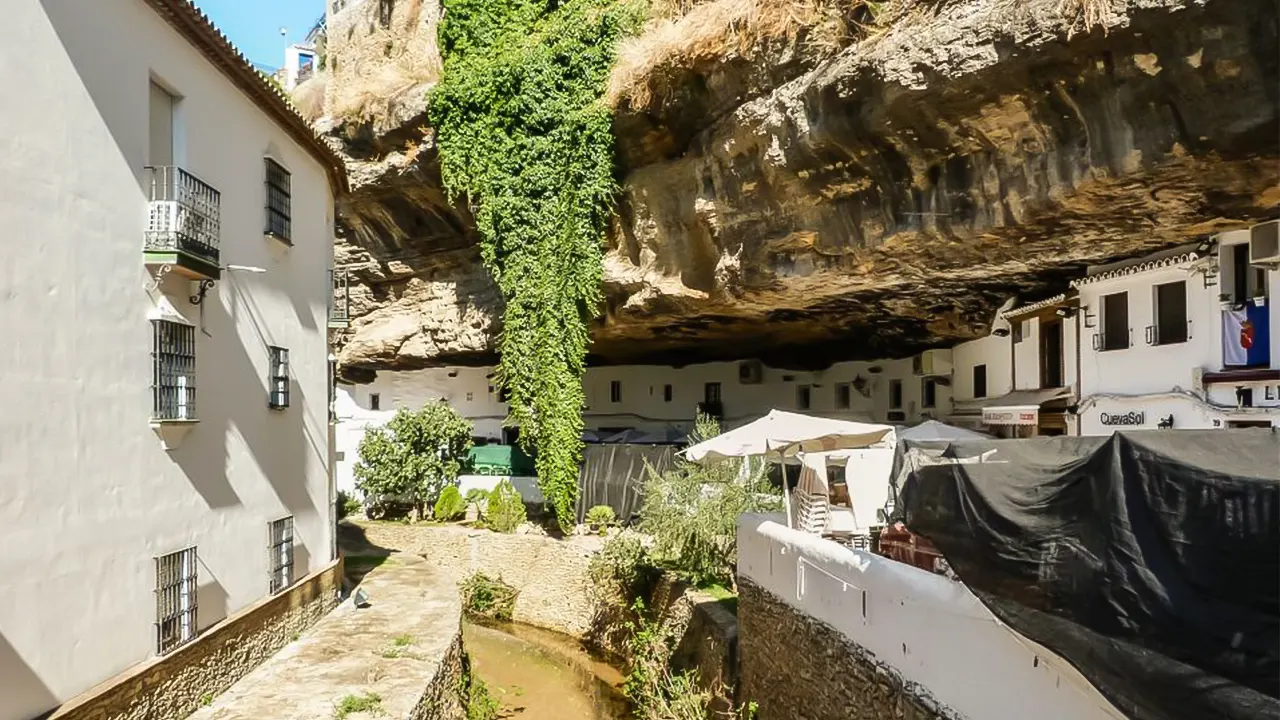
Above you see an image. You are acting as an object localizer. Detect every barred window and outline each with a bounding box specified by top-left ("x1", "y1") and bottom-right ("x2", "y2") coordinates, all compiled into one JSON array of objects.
[
  {"x1": 155, "y1": 547, "x2": 198, "y2": 654},
  {"x1": 152, "y1": 320, "x2": 196, "y2": 420},
  {"x1": 268, "y1": 346, "x2": 290, "y2": 409},
  {"x1": 264, "y1": 158, "x2": 292, "y2": 241},
  {"x1": 269, "y1": 517, "x2": 295, "y2": 594}
]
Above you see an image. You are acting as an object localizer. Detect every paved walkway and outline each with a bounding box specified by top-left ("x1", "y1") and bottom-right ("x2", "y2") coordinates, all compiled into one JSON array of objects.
[{"x1": 188, "y1": 554, "x2": 460, "y2": 720}]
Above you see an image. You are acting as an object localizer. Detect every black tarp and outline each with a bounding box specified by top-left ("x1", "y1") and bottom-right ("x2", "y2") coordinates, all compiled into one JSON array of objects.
[
  {"x1": 576, "y1": 443, "x2": 676, "y2": 523},
  {"x1": 893, "y1": 430, "x2": 1280, "y2": 720}
]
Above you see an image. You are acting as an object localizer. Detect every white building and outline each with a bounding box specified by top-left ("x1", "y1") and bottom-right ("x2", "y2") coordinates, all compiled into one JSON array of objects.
[
  {"x1": 334, "y1": 354, "x2": 956, "y2": 494},
  {"x1": 282, "y1": 42, "x2": 318, "y2": 91},
  {"x1": 1073, "y1": 226, "x2": 1280, "y2": 433},
  {"x1": 0, "y1": 1, "x2": 346, "y2": 717}
]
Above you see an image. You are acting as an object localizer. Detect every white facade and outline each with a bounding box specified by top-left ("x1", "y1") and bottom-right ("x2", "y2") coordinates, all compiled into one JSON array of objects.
[
  {"x1": 282, "y1": 43, "x2": 318, "y2": 91},
  {"x1": 1073, "y1": 230, "x2": 1280, "y2": 434},
  {"x1": 334, "y1": 355, "x2": 956, "y2": 494},
  {"x1": 0, "y1": 2, "x2": 340, "y2": 717},
  {"x1": 738, "y1": 515, "x2": 1124, "y2": 720}
]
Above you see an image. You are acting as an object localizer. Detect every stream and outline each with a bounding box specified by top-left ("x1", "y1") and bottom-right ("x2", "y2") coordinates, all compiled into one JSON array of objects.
[{"x1": 463, "y1": 621, "x2": 631, "y2": 720}]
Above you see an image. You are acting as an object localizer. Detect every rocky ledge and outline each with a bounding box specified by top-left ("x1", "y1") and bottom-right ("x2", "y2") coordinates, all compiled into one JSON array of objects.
[{"x1": 328, "y1": 0, "x2": 1278, "y2": 379}]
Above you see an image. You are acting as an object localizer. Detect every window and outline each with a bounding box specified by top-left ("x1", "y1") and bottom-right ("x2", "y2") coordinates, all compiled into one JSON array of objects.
[
  {"x1": 835, "y1": 383, "x2": 851, "y2": 409},
  {"x1": 369, "y1": 393, "x2": 381, "y2": 411},
  {"x1": 889, "y1": 379, "x2": 903, "y2": 410},
  {"x1": 269, "y1": 517, "x2": 295, "y2": 594},
  {"x1": 973, "y1": 365, "x2": 988, "y2": 399},
  {"x1": 268, "y1": 346, "x2": 290, "y2": 408},
  {"x1": 264, "y1": 158, "x2": 292, "y2": 241},
  {"x1": 663, "y1": 384, "x2": 673, "y2": 403},
  {"x1": 1012, "y1": 320, "x2": 1026, "y2": 343},
  {"x1": 797, "y1": 385, "x2": 812, "y2": 410},
  {"x1": 152, "y1": 320, "x2": 196, "y2": 420},
  {"x1": 610, "y1": 380, "x2": 622, "y2": 403},
  {"x1": 704, "y1": 382, "x2": 722, "y2": 404},
  {"x1": 1100, "y1": 292, "x2": 1129, "y2": 351},
  {"x1": 155, "y1": 547, "x2": 198, "y2": 654},
  {"x1": 1231, "y1": 243, "x2": 1268, "y2": 304},
  {"x1": 149, "y1": 81, "x2": 175, "y2": 167},
  {"x1": 1153, "y1": 281, "x2": 1188, "y2": 345},
  {"x1": 922, "y1": 378, "x2": 937, "y2": 408}
]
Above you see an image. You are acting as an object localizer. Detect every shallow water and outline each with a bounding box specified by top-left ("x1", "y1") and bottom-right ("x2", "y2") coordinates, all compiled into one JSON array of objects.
[{"x1": 462, "y1": 621, "x2": 630, "y2": 720}]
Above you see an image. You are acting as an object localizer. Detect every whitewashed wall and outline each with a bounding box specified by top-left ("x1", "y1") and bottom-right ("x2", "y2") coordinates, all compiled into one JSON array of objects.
[
  {"x1": 738, "y1": 516, "x2": 1124, "y2": 720},
  {"x1": 951, "y1": 334, "x2": 1013, "y2": 402},
  {"x1": 0, "y1": 1, "x2": 335, "y2": 716}
]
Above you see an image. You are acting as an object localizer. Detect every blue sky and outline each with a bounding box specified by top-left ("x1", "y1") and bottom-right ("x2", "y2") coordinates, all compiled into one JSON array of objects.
[{"x1": 195, "y1": 0, "x2": 326, "y2": 70}]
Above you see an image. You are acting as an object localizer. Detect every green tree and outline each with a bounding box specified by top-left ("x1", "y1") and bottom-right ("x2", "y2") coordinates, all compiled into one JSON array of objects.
[
  {"x1": 430, "y1": 0, "x2": 646, "y2": 530},
  {"x1": 638, "y1": 413, "x2": 781, "y2": 588},
  {"x1": 354, "y1": 401, "x2": 474, "y2": 514},
  {"x1": 485, "y1": 480, "x2": 527, "y2": 533}
]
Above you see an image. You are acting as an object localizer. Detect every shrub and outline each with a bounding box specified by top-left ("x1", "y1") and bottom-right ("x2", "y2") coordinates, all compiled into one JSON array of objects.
[
  {"x1": 434, "y1": 485, "x2": 467, "y2": 521},
  {"x1": 484, "y1": 480, "x2": 526, "y2": 534},
  {"x1": 333, "y1": 691, "x2": 382, "y2": 720},
  {"x1": 459, "y1": 572, "x2": 518, "y2": 622},
  {"x1": 639, "y1": 412, "x2": 781, "y2": 588},
  {"x1": 467, "y1": 676, "x2": 501, "y2": 720},
  {"x1": 585, "y1": 504, "x2": 617, "y2": 532},
  {"x1": 588, "y1": 532, "x2": 655, "y2": 604},
  {"x1": 353, "y1": 401, "x2": 474, "y2": 513},
  {"x1": 336, "y1": 490, "x2": 362, "y2": 521}
]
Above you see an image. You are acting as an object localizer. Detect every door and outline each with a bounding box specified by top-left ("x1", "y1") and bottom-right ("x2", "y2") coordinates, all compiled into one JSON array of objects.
[{"x1": 1040, "y1": 319, "x2": 1064, "y2": 388}]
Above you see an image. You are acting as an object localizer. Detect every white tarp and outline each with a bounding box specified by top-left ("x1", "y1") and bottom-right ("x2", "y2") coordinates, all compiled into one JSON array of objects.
[{"x1": 682, "y1": 409, "x2": 895, "y2": 464}]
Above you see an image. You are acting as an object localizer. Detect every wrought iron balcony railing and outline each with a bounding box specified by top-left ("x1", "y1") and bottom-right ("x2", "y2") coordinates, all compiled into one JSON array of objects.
[
  {"x1": 329, "y1": 269, "x2": 350, "y2": 327},
  {"x1": 145, "y1": 166, "x2": 220, "y2": 266}
]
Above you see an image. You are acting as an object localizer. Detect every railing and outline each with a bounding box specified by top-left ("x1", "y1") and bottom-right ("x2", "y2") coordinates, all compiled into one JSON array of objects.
[
  {"x1": 145, "y1": 166, "x2": 220, "y2": 264},
  {"x1": 329, "y1": 269, "x2": 350, "y2": 325}
]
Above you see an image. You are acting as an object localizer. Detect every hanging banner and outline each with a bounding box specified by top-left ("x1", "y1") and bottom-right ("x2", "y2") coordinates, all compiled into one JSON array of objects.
[
  {"x1": 981, "y1": 406, "x2": 1039, "y2": 426},
  {"x1": 1222, "y1": 308, "x2": 1250, "y2": 366}
]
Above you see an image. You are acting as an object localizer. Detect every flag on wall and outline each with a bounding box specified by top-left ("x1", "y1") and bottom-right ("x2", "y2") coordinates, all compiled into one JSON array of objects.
[
  {"x1": 1223, "y1": 305, "x2": 1272, "y2": 367},
  {"x1": 1223, "y1": 308, "x2": 1249, "y2": 366}
]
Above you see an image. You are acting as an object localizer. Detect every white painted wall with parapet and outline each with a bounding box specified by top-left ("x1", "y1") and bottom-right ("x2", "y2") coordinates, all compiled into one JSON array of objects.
[
  {"x1": 1, "y1": 1, "x2": 335, "y2": 715},
  {"x1": 737, "y1": 515, "x2": 1124, "y2": 720}
]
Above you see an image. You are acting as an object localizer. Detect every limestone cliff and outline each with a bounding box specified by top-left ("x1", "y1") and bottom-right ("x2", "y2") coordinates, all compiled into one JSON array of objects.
[{"x1": 320, "y1": 0, "x2": 1278, "y2": 379}]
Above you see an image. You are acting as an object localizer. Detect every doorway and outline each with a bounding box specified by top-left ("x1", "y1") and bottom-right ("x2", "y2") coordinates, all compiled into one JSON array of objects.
[{"x1": 1040, "y1": 319, "x2": 1064, "y2": 388}]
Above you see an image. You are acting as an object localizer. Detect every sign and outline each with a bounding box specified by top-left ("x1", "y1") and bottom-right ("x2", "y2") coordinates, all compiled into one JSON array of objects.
[
  {"x1": 1100, "y1": 411, "x2": 1146, "y2": 426},
  {"x1": 982, "y1": 406, "x2": 1039, "y2": 426}
]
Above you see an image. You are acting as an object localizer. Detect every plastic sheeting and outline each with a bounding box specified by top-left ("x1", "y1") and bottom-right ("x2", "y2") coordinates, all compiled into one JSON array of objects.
[
  {"x1": 894, "y1": 430, "x2": 1280, "y2": 720},
  {"x1": 576, "y1": 443, "x2": 676, "y2": 523}
]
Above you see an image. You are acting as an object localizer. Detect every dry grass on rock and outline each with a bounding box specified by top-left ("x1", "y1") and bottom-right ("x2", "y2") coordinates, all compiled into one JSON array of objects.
[{"x1": 607, "y1": 0, "x2": 878, "y2": 110}]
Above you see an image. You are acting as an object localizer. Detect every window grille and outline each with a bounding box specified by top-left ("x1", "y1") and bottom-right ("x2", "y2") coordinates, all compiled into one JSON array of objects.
[
  {"x1": 155, "y1": 547, "x2": 198, "y2": 654},
  {"x1": 264, "y1": 158, "x2": 292, "y2": 241},
  {"x1": 268, "y1": 346, "x2": 290, "y2": 408},
  {"x1": 152, "y1": 320, "x2": 196, "y2": 420},
  {"x1": 370, "y1": 393, "x2": 381, "y2": 411},
  {"x1": 610, "y1": 380, "x2": 622, "y2": 403},
  {"x1": 269, "y1": 517, "x2": 295, "y2": 594},
  {"x1": 703, "y1": 382, "x2": 722, "y2": 404},
  {"x1": 889, "y1": 379, "x2": 904, "y2": 410},
  {"x1": 663, "y1": 384, "x2": 673, "y2": 403}
]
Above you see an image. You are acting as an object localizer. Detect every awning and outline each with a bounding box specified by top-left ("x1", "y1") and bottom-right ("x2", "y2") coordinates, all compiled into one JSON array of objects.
[
  {"x1": 682, "y1": 409, "x2": 895, "y2": 464},
  {"x1": 952, "y1": 387, "x2": 1074, "y2": 427}
]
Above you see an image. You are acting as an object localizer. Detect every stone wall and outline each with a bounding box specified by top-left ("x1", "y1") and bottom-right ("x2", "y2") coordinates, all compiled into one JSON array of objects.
[
  {"x1": 410, "y1": 627, "x2": 466, "y2": 720},
  {"x1": 354, "y1": 522, "x2": 599, "y2": 637},
  {"x1": 738, "y1": 579, "x2": 952, "y2": 720},
  {"x1": 46, "y1": 559, "x2": 343, "y2": 720}
]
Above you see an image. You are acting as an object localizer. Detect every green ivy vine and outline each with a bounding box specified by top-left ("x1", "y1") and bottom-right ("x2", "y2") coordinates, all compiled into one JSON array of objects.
[{"x1": 431, "y1": 0, "x2": 645, "y2": 528}]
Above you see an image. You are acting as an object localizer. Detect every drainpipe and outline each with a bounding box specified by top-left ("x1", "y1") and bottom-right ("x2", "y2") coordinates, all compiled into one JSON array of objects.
[{"x1": 1075, "y1": 313, "x2": 1083, "y2": 436}]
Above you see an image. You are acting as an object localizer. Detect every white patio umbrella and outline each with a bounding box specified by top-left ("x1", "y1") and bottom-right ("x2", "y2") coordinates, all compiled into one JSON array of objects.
[{"x1": 682, "y1": 409, "x2": 895, "y2": 464}]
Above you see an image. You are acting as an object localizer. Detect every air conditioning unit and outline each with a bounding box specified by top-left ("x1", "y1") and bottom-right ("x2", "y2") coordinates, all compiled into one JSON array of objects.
[
  {"x1": 1249, "y1": 220, "x2": 1280, "y2": 266},
  {"x1": 738, "y1": 360, "x2": 764, "y2": 385},
  {"x1": 915, "y1": 349, "x2": 953, "y2": 377}
]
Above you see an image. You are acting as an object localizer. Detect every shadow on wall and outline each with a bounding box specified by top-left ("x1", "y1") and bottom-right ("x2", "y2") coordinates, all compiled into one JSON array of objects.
[
  {"x1": 336, "y1": 521, "x2": 397, "y2": 589},
  {"x1": 0, "y1": 633, "x2": 58, "y2": 720}
]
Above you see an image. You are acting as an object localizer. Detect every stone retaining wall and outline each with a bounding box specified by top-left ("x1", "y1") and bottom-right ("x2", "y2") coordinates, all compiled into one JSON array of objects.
[
  {"x1": 738, "y1": 579, "x2": 949, "y2": 720},
  {"x1": 354, "y1": 522, "x2": 599, "y2": 637},
  {"x1": 410, "y1": 624, "x2": 466, "y2": 720},
  {"x1": 47, "y1": 559, "x2": 343, "y2": 720}
]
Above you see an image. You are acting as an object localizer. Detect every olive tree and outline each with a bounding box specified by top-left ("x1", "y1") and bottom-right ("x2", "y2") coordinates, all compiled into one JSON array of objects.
[{"x1": 354, "y1": 400, "x2": 474, "y2": 518}]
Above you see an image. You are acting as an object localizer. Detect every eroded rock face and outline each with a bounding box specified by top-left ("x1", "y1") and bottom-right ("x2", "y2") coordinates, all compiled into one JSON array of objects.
[{"x1": 328, "y1": 0, "x2": 1279, "y2": 377}]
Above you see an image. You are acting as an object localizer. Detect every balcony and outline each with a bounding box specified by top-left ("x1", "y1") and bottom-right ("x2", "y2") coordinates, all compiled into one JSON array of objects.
[
  {"x1": 144, "y1": 166, "x2": 220, "y2": 280},
  {"x1": 328, "y1": 269, "x2": 350, "y2": 329}
]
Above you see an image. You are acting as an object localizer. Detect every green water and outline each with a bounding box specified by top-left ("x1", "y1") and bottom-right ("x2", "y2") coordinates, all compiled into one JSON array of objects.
[{"x1": 462, "y1": 621, "x2": 630, "y2": 720}]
